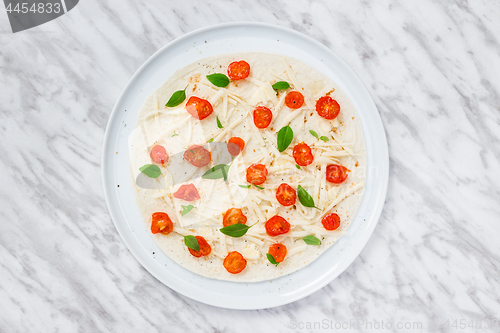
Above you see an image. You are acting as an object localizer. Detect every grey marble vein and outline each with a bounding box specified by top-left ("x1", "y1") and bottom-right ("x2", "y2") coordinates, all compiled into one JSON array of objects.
[{"x1": 1, "y1": 0, "x2": 499, "y2": 332}]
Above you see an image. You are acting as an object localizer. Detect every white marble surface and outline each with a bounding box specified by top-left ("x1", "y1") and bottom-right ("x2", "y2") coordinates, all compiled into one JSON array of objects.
[{"x1": 1, "y1": 0, "x2": 499, "y2": 332}]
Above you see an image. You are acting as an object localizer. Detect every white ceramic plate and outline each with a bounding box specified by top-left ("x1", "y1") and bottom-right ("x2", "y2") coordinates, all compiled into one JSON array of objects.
[{"x1": 102, "y1": 22, "x2": 388, "y2": 310}]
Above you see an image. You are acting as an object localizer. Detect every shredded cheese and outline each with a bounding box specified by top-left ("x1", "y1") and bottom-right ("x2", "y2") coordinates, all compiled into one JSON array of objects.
[
  {"x1": 133, "y1": 55, "x2": 366, "y2": 273},
  {"x1": 287, "y1": 244, "x2": 308, "y2": 257},
  {"x1": 321, "y1": 182, "x2": 365, "y2": 217}
]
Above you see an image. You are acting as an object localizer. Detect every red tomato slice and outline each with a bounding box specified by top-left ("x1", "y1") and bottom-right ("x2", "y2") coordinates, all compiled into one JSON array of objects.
[
  {"x1": 185, "y1": 96, "x2": 214, "y2": 120},
  {"x1": 293, "y1": 142, "x2": 314, "y2": 166},
  {"x1": 253, "y1": 106, "x2": 273, "y2": 129},
  {"x1": 184, "y1": 145, "x2": 211, "y2": 167},
  {"x1": 150, "y1": 212, "x2": 173, "y2": 235},
  {"x1": 285, "y1": 91, "x2": 304, "y2": 109},
  {"x1": 321, "y1": 213, "x2": 341, "y2": 231},
  {"x1": 316, "y1": 96, "x2": 340, "y2": 120},
  {"x1": 326, "y1": 164, "x2": 350, "y2": 184},
  {"x1": 150, "y1": 145, "x2": 168, "y2": 165},
  {"x1": 188, "y1": 236, "x2": 212, "y2": 257},
  {"x1": 222, "y1": 208, "x2": 247, "y2": 227},
  {"x1": 246, "y1": 164, "x2": 268, "y2": 185},
  {"x1": 276, "y1": 183, "x2": 296, "y2": 206},
  {"x1": 173, "y1": 184, "x2": 200, "y2": 201},
  {"x1": 268, "y1": 243, "x2": 287, "y2": 263},
  {"x1": 223, "y1": 251, "x2": 247, "y2": 274},
  {"x1": 227, "y1": 137, "x2": 245, "y2": 156},
  {"x1": 227, "y1": 61, "x2": 250, "y2": 80},
  {"x1": 265, "y1": 215, "x2": 290, "y2": 236}
]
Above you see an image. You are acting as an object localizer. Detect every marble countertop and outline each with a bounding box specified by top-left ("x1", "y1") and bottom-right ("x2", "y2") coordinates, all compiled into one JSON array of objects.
[{"x1": 1, "y1": 1, "x2": 499, "y2": 332}]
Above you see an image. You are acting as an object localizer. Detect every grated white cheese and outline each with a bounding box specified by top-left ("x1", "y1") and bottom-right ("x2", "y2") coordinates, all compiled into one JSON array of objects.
[
  {"x1": 133, "y1": 54, "x2": 366, "y2": 277},
  {"x1": 241, "y1": 242, "x2": 260, "y2": 260},
  {"x1": 301, "y1": 224, "x2": 346, "y2": 237},
  {"x1": 209, "y1": 90, "x2": 225, "y2": 105},
  {"x1": 321, "y1": 182, "x2": 365, "y2": 217},
  {"x1": 274, "y1": 108, "x2": 303, "y2": 132},
  {"x1": 242, "y1": 235, "x2": 264, "y2": 247},
  {"x1": 287, "y1": 244, "x2": 308, "y2": 257},
  {"x1": 281, "y1": 57, "x2": 314, "y2": 110},
  {"x1": 214, "y1": 116, "x2": 246, "y2": 141}
]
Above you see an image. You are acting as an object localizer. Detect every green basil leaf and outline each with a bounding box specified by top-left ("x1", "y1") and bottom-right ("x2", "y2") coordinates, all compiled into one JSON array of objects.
[
  {"x1": 184, "y1": 235, "x2": 200, "y2": 251},
  {"x1": 253, "y1": 184, "x2": 264, "y2": 190},
  {"x1": 266, "y1": 253, "x2": 279, "y2": 266},
  {"x1": 207, "y1": 73, "x2": 230, "y2": 87},
  {"x1": 216, "y1": 116, "x2": 223, "y2": 129},
  {"x1": 202, "y1": 164, "x2": 231, "y2": 181},
  {"x1": 139, "y1": 164, "x2": 161, "y2": 178},
  {"x1": 181, "y1": 205, "x2": 196, "y2": 216},
  {"x1": 277, "y1": 125, "x2": 293, "y2": 152},
  {"x1": 296, "y1": 164, "x2": 301, "y2": 169},
  {"x1": 319, "y1": 136, "x2": 329, "y2": 142},
  {"x1": 309, "y1": 130, "x2": 319, "y2": 138},
  {"x1": 238, "y1": 185, "x2": 251, "y2": 189},
  {"x1": 272, "y1": 81, "x2": 290, "y2": 91},
  {"x1": 207, "y1": 138, "x2": 214, "y2": 143},
  {"x1": 297, "y1": 185, "x2": 319, "y2": 209},
  {"x1": 165, "y1": 86, "x2": 187, "y2": 107},
  {"x1": 302, "y1": 235, "x2": 322, "y2": 245},
  {"x1": 220, "y1": 223, "x2": 251, "y2": 238},
  {"x1": 172, "y1": 132, "x2": 179, "y2": 137}
]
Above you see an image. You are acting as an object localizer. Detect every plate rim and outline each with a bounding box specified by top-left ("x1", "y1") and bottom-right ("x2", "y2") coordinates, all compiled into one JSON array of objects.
[{"x1": 102, "y1": 21, "x2": 389, "y2": 310}]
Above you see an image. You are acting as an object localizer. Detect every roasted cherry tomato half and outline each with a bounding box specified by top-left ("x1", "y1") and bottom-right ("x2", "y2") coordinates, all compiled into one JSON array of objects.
[
  {"x1": 326, "y1": 164, "x2": 350, "y2": 184},
  {"x1": 316, "y1": 96, "x2": 340, "y2": 120},
  {"x1": 188, "y1": 236, "x2": 212, "y2": 257},
  {"x1": 253, "y1": 106, "x2": 273, "y2": 129},
  {"x1": 246, "y1": 164, "x2": 268, "y2": 185},
  {"x1": 227, "y1": 137, "x2": 245, "y2": 156},
  {"x1": 223, "y1": 251, "x2": 247, "y2": 274},
  {"x1": 184, "y1": 145, "x2": 211, "y2": 167},
  {"x1": 268, "y1": 243, "x2": 287, "y2": 263},
  {"x1": 185, "y1": 96, "x2": 214, "y2": 120},
  {"x1": 150, "y1": 145, "x2": 168, "y2": 165},
  {"x1": 227, "y1": 60, "x2": 250, "y2": 80},
  {"x1": 293, "y1": 142, "x2": 314, "y2": 166},
  {"x1": 285, "y1": 91, "x2": 304, "y2": 109},
  {"x1": 222, "y1": 208, "x2": 247, "y2": 227},
  {"x1": 276, "y1": 183, "x2": 296, "y2": 206},
  {"x1": 150, "y1": 212, "x2": 173, "y2": 235},
  {"x1": 265, "y1": 215, "x2": 291, "y2": 236},
  {"x1": 173, "y1": 184, "x2": 200, "y2": 201},
  {"x1": 321, "y1": 213, "x2": 341, "y2": 231}
]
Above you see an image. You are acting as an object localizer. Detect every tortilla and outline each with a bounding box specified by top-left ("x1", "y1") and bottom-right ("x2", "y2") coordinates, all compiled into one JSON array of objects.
[{"x1": 128, "y1": 52, "x2": 366, "y2": 282}]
